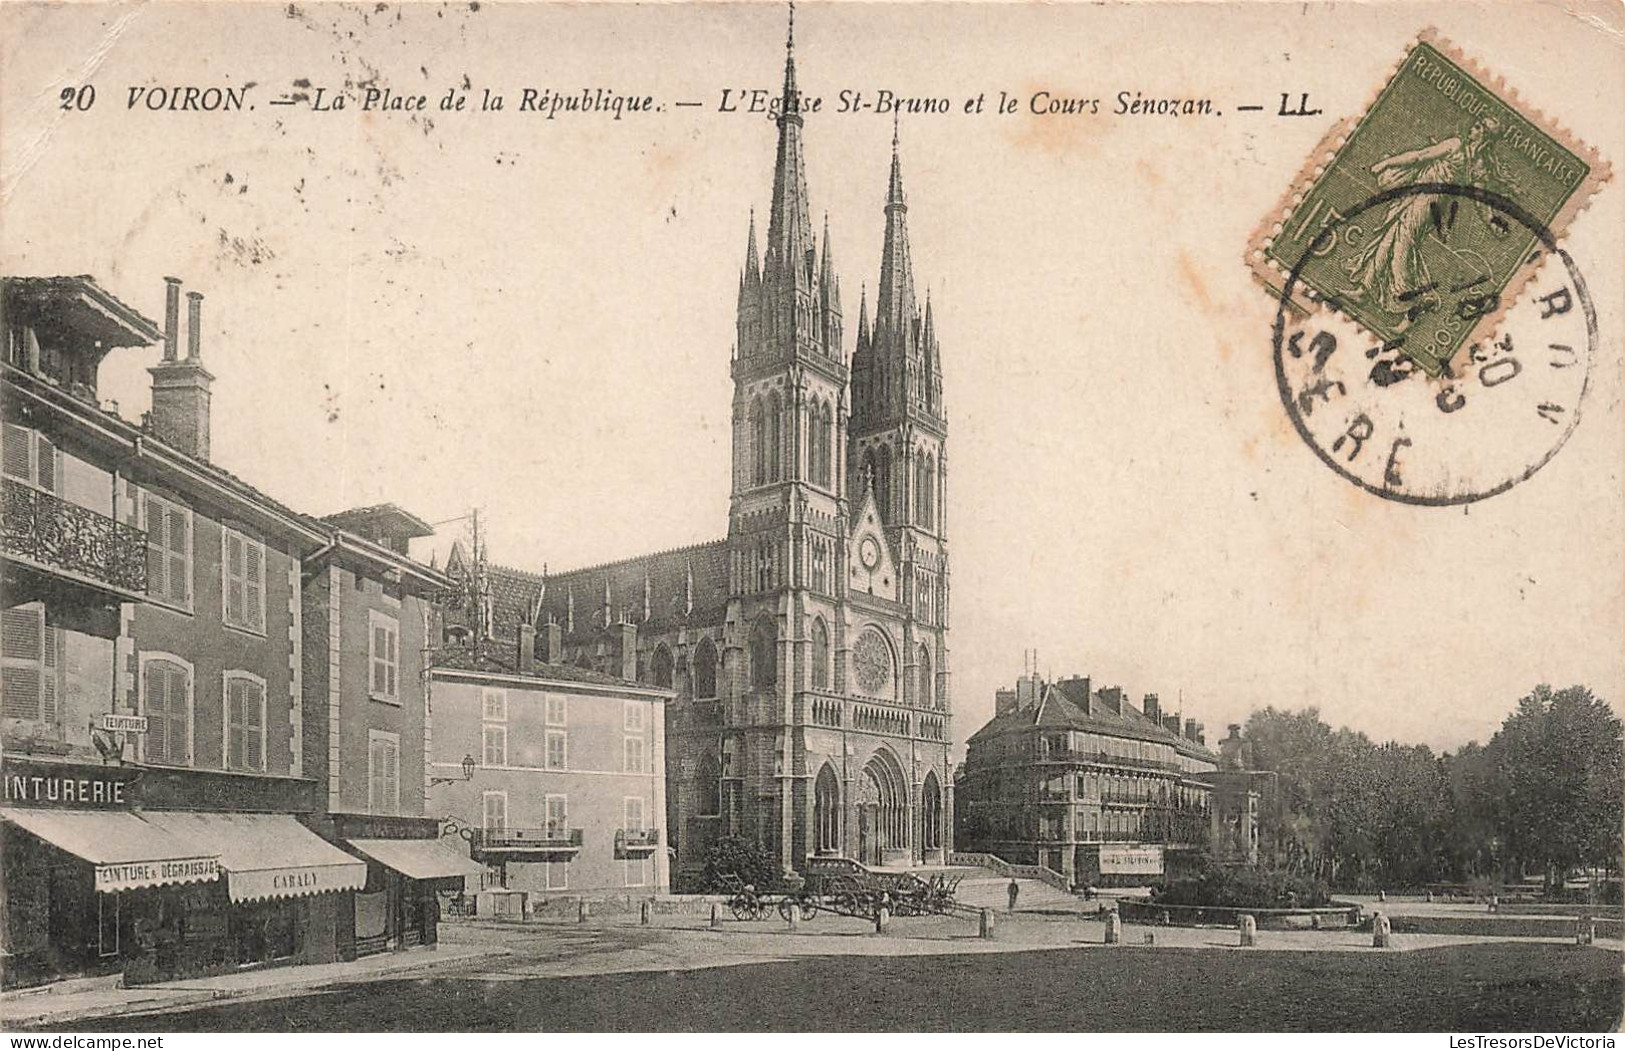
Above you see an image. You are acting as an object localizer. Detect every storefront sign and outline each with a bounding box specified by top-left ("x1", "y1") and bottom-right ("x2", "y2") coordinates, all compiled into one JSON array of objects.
[
  {"x1": 98, "y1": 714, "x2": 149, "y2": 733},
  {"x1": 1100, "y1": 844, "x2": 1165, "y2": 875},
  {"x1": 96, "y1": 856, "x2": 220, "y2": 893},
  {"x1": 227, "y1": 863, "x2": 367, "y2": 902},
  {"x1": 2, "y1": 760, "x2": 139, "y2": 808}
]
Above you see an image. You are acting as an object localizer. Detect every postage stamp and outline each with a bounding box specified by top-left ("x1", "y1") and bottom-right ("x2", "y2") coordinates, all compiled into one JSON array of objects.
[{"x1": 1250, "y1": 29, "x2": 1610, "y2": 378}]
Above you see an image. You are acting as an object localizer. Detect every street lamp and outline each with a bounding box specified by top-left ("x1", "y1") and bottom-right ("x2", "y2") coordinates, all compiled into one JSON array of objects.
[{"x1": 430, "y1": 754, "x2": 477, "y2": 788}]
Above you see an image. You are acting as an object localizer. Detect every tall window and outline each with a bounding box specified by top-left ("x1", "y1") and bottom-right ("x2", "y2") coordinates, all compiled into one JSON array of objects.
[
  {"x1": 223, "y1": 671, "x2": 266, "y2": 772},
  {"x1": 369, "y1": 611, "x2": 400, "y2": 702},
  {"x1": 810, "y1": 539, "x2": 829, "y2": 594},
  {"x1": 624, "y1": 701, "x2": 645, "y2": 732},
  {"x1": 482, "y1": 723, "x2": 507, "y2": 767},
  {"x1": 749, "y1": 616, "x2": 776, "y2": 690},
  {"x1": 1, "y1": 603, "x2": 59, "y2": 722},
  {"x1": 221, "y1": 527, "x2": 266, "y2": 633},
  {"x1": 545, "y1": 694, "x2": 567, "y2": 725},
  {"x1": 811, "y1": 617, "x2": 830, "y2": 690},
  {"x1": 545, "y1": 795, "x2": 568, "y2": 837},
  {"x1": 917, "y1": 643, "x2": 933, "y2": 708},
  {"x1": 692, "y1": 638, "x2": 718, "y2": 698},
  {"x1": 141, "y1": 655, "x2": 192, "y2": 766},
  {"x1": 768, "y1": 392, "x2": 783, "y2": 481},
  {"x1": 809, "y1": 401, "x2": 833, "y2": 488},
  {"x1": 916, "y1": 453, "x2": 935, "y2": 531},
  {"x1": 874, "y1": 444, "x2": 892, "y2": 522},
  {"x1": 546, "y1": 729, "x2": 568, "y2": 770},
  {"x1": 624, "y1": 797, "x2": 647, "y2": 887},
  {"x1": 696, "y1": 754, "x2": 721, "y2": 817},
  {"x1": 624, "y1": 736, "x2": 645, "y2": 774},
  {"x1": 142, "y1": 491, "x2": 192, "y2": 611},
  {"x1": 750, "y1": 399, "x2": 767, "y2": 486},
  {"x1": 649, "y1": 645, "x2": 673, "y2": 688},
  {"x1": 368, "y1": 730, "x2": 400, "y2": 815},
  {"x1": 2, "y1": 424, "x2": 57, "y2": 491},
  {"x1": 481, "y1": 688, "x2": 507, "y2": 722},
  {"x1": 482, "y1": 791, "x2": 507, "y2": 832}
]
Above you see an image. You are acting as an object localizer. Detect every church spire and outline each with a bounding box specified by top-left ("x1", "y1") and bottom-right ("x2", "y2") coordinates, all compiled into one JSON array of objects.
[
  {"x1": 875, "y1": 117, "x2": 916, "y2": 342},
  {"x1": 764, "y1": 1, "x2": 814, "y2": 296}
]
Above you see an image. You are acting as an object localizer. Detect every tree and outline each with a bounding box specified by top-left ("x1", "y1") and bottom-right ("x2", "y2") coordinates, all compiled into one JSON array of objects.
[
  {"x1": 700, "y1": 835, "x2": 780, "y2": 893},
  {"x1": 1483, "y1": 685, "x2": 1623, "y2": 888}
]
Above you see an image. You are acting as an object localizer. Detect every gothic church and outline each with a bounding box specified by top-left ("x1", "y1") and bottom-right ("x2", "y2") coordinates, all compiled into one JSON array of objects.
[{"x1": 477, "y1": 14, "x2": 951, "y2": 887}]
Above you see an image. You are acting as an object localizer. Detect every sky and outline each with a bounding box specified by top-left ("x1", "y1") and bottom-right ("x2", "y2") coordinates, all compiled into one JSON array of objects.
[{"x1": 3, "y1": 1, "x2": 1622, "y2": 755}]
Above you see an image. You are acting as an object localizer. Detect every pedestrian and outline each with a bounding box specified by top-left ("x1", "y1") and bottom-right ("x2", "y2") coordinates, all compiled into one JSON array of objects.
[{"x1": 1007, "y1": 877, "x2": 1020, "y2": 912}]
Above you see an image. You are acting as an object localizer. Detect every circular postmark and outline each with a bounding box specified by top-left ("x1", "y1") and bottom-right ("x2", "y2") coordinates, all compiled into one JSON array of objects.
[{"x1": 1271, "y1": 183, "x2": 1595, "y2": 506}]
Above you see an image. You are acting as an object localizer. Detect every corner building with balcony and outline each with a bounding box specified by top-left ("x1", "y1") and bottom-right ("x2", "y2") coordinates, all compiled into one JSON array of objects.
[
  {"x1": 957, "y1": 673, "x2": 1219, "y2": 889},
  {"x1": 478, "y1": 18, "x2": 953, "y2": 890}
]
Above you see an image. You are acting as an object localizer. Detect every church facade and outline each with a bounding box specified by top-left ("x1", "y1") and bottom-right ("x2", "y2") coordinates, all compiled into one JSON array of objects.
[{"x1": 474, "y1": 20, "x2": 953, "y2": 889}]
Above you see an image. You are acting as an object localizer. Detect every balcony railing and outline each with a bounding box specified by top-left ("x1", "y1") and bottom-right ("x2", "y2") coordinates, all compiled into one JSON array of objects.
[
  {"x1": 1, "y1": 478, "x2": 146, "y2": 597},
  {"x1": 1032, "y1": 749, "x2": 1183, "y2": 773},
  {"x1": 470, "y1": 827, "x2": 584, "y2": 855},
  {"x1": 615, "y1": 828, "x2": 660, "y2": 857}
]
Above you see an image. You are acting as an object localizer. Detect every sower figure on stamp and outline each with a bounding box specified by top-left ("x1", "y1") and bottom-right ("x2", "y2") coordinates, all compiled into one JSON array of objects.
[
  {"x1": 1007, "y1": 877, "x2": 1020, "y2": 912},
  {"x1": 1343, "y1": 117, "x2": 1520, "y2": 319}
]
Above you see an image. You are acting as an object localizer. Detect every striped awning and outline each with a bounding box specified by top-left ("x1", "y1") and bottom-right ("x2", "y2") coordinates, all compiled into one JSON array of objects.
[
  {"x1": 141, "y1": 811, "x2": 365, "y2": 902},
  {"x1": 0, "y1": 807, "x2": 220, "y2": 892}
]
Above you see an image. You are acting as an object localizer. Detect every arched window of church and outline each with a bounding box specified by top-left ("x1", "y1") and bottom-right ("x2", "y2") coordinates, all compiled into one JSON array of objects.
[
  {"x1": 692, "y1": 637, "x2": 718, "y2": 698},
  {"x1": 874, "y1": 445, "x2": 893, "y2": 523},
  {"x1": 768, "y1": 393, "x2": 783, "y2": 481},
  {"x1": 919, "y1": 452, "x2": 936, "y2": 531},
  {"x1": 750, "y1": 616, "x2": 777, "y2": 691},
  {"x1": 808, "y1": 402, "x2": 825, "y2": 488},
  {"x1": 696, "y1": 753, "x2": 721, "y2": 817},
  {"x1": 824, "y1": 402, "x2": 836, "y2": 488},
  {"x1": 649, "y1": 644, "x2": 674, "y2": 689},
  {"x1": 917, "y1": 643, "x2": 932, "y2": 707},
  {"x1": 811, "y1": 617, "x2": 830, "y2": 690},
  {"x1": 751, "y1": 398, "x2": 767, "y2": 487}
]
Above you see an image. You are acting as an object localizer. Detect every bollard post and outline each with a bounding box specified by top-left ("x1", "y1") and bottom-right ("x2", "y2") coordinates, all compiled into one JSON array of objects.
[
  {"x1": 710, "y1": 902, "x2": 722, "y2": 929},
  {"x1": 1575, "y1": 916, "x2": 1595, "y2": 946},
  {"x1": 639, "y1": 899, "x2": 652, "y2": 926},
  {"x1": 1310, "y1": 913, "x2": 1321, "y2": 931},
  {"x1": 1238, "y1": 914, "x2": 1257, "y2": 947},
  {"x1": 1372, "y1": 912, "x2": 1391, "y2": 948},
  {"x1": 1424, "y1": 890, "x2": 1433, "y2": 903},
  {"x1": 786, "y1": 904, "x2": 801, "y2": 931},
  {"x1": 1104, "y1": 912, "x2": 1123, "y2": 945},
  {"x1": 979, "y1": 908, "x2": 995, "y2": 940},
  {"x1": 1378, "y1": 889, "x2": 1386, "y2": 903},
  {"x1": 577, "y1": 899, "x2": 590, "y2": 924},
  {"x1": 1488, "y1": 894, "x2": 1499, "y2": 914},
  {"x1": 874, "y1": 906, "x2": 891, "y2": 934}
]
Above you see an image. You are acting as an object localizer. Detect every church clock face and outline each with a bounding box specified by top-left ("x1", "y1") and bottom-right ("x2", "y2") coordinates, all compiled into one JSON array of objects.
[
  {"x1": 859, "y1": 536, "x2": 880, "y2": 570},
  {"x1": 853, "y1": 629, "x2": 891, "y2": 695}
]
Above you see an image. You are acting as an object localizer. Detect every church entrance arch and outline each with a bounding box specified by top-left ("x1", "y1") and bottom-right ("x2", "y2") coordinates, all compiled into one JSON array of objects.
[{"x1": 856, "y1": 748, "x2": 908, "y2": 866}]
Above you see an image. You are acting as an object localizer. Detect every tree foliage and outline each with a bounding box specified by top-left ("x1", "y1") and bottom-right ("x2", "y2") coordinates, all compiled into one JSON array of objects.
[
  {"x1": 700, "y1": 835, "x2": 781, "y2": 893},
  {"x1": 1241, "y1": 686, "x2": 1622, "y2": 889}
]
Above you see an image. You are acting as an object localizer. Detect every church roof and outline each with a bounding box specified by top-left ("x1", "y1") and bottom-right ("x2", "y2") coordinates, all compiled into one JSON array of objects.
[
  {"x1": 484, "y1": 538, "x2": 731, "y2": 643},
  {"x1": 429, "y1": 641, "x2": 651, "y2": 689}
]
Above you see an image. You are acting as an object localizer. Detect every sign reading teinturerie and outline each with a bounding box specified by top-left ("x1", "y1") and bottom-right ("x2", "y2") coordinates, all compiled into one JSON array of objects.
[{"x1": 1250, "y1": 31, "x2": 1609, "y2": 506}]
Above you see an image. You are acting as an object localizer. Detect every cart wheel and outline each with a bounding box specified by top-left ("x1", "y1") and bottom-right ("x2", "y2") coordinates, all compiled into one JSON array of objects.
[
  {"x1": 729, "y1": 900, "x2": 751, "y2": 922},
  {"x1": 799, "y1": 899, "x2": 817, "y2": 921},
  {"x1": 778, "y1": 899, "x2": 796, "y2": 921}
]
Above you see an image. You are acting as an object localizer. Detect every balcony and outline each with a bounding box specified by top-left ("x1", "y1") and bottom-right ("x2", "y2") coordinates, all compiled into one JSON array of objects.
[
  {"x1": 470, "y1": 827, "x2": 584, "y2": 858},
  {"x1": 1, "y1": 478, "x2": 146, "y2": 601},
  {"x1": 1033, "y1": 749, "x2": 1181, "y2": 773},
  {"x1": 615, "y1": 828, "x2": 660, "y2": 857}
]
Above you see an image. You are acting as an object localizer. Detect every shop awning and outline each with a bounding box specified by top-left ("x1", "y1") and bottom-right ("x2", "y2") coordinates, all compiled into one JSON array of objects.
[
  {"x1": 0, "y1": 807, "x2": 220, "y2": 893},
  {"x1": 141, "y1": 811, "x2": 366, "y2": 903},
  {"x1": 346, "y1": 838, "x2": 486, "y2": 881}
]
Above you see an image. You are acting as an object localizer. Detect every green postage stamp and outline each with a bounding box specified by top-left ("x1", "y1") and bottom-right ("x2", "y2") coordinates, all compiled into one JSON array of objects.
[{"x1": 1251, "y1": 30, "x2": 1609, "y2": 376}]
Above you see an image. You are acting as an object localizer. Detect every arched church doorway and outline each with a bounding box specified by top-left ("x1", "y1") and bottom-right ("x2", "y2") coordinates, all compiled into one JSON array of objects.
[{"x1": 856, "y1": 749, "x2": 908, "y2": 866}]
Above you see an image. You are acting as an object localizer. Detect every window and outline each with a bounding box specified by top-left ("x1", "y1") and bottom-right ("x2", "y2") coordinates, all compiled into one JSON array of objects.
[
  {"x1": 750, "y1": 398, "x2": 767, "y2": 486},
  {"x1": 482, "y1": 791, "x2": 507, "y2": 832},
  {"x1": 369, "y1": 611, "x2": 399, "y2": 703},
  {"x1": 546, "y1": 860, "x2": 569, "y2": 890},
  {"x1": 1, "y1": 603, "x2": 59, "y2": 723},
  {"x1": 624, "y1": 736, "x2": 645, "y2": 774},
  {"x1": 624, "y1": 701, "x2": 644, "y2": 732},
  {"x1": 482, "y1": 724, "x2": 507, "y2": 767},
  {"x1": 546, "y1": 729, "x2": 567, "y2": 770},
  {"x1": 223, "y1": 672, "x2": 266, "y2": 772},
  {"x1": 2, "y1": 424, "x2": 58, "y2": 491},
  {"x1": 917, "y1": 644, "x2": 933, "y2": 708},
  {"x1": 768, "y1": 393, "x2": 783, "y2": 481},
  {"x1": 481, "y1": 688, "x2": 507, "y2": 722},
  {"x1": 221, "y1": 527, "x2": 266, "y2": 633},
  {"x1": 140, "y1": 655, "x2": 192, "y2": 766},
  {"x1": 142, "y1": 491, "x2": 193, "y2": 611},
  {"x1": 648, "y1": 646, "x2": 673, "y2": 689},
  {"x1": 625, "y1": 797, "x2": 645, "y2": 831},
  {"x1": 696, "y1": 754, "x2": 721, "y2": 817},
  {"x1": 692, "y1": 638, "x2": 717, "y2": 698},
  {"x1": 811, "y1": 617, "x2": 830, "y2": 690},
  {"x1": 545, "y1": 694, "x2": 566, "y2": 726},
  {"x1": 916, "y1": 453, "x2": 936, "y2": 531},
  {"x1": 750, "y1": 616, "x2": 776, "y2": 690},
  {"x1": 545, "y1": 795, "x2": 568, "y2": 837},
  {"x1": 368, "y1": 730, "x2": 401, "y2": 816}
]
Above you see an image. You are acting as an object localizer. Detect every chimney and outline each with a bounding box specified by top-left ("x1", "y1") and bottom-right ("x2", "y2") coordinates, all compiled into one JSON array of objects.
[
  {"x1": 1220, "y1": 724, "x2": 1245, "y2": 770},
  {"x1": 518, "y1": 621, "x2": 537, "y2": 675},
  {"x1": 1014, "y1": 675, "x2": 1036, "y2": 708},
  {"x1": 1162, "y1": 714, "x2": 1182, "y2": 736},
  {"x1": 1196, "y1": 721, "x2": 1206, "y2": 747},
  {"x1": 618, "y1": 622, "x2": 638, "y2": 681},
  {"x1": 1143, "y1": 693, "x2": 1161, "y2": 724},
  {"x1": 541, "y1": 619, "x2": 562, "y2": 664},
  {"x1": 1184, "y1": 718, "x2": 1199, "y2": 743},
  {"x1": 1097, "y1": 686, "x2": 1122, "y2": 716},
  {"x1": 995, "y1": 688, "x2": 1018, "y2": 716},
  {"x1": 148, "y1": 283, "x2": 214, "y2": 460}
]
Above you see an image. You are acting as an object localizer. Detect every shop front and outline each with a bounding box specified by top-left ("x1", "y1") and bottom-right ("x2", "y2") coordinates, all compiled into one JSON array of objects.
[
  {"x1": 0, "y1": 782, "x2": 221, "y2": 990},
  {"x1": 342, "y1": 838, "x2": 483, "y2": 955},
  {"x1": 135, "y1": 810, "x2": 366, "y2": 982}
]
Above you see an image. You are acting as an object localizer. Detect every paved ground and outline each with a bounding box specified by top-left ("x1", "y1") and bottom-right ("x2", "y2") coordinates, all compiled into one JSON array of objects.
[{"x1": 8, "y1": 909, "x2": 1621, "y2": 1031}]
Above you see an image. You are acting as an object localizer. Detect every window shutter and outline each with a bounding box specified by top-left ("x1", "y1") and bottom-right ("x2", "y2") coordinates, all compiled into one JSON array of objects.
[
  {"x1": 168, "y1": 508, "x2": 189, "y2": 605},
  {"x1": 41, "y1": 627, "x2": 59, "y2": 723},
  {"x1": 386, "y1": 628, "x2": 397, "y2": 697},
  {"x1": 144, "y1": 666, "x2": 168, "y2": 761},
  {"x1": 34, "y1": 435, "x2": 56, "y2": 493},
  {"x1": 245, "y1": 541, "x2": 263, "y2": 631},
  {"x1": 1, "y1": 607, "x2": 44, "y2": 720},
  {"x1": 227, "y1": 679, "x2": 244, "y2": 770},
  {"x1": 384, "y1": 738, "x2": 399, "y2": 814},
  {"x1": 225, "y1": 532, "x2": 244, "y2": 625},
  {"x1": 372, "y1": 626, "x2": 386, "y2": 693},
  {"x1": 143, "y1": 496, "x2": 167, "y2": 600},
  {"x1": 2, "y1": 423, "x2": 30, "y2": 479}
]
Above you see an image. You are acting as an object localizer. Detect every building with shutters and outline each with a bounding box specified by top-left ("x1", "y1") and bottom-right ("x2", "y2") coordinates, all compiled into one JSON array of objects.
[{"x1": 0, "y1": 275, "x2": 464, "y2": 989}]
